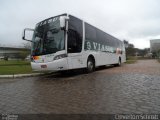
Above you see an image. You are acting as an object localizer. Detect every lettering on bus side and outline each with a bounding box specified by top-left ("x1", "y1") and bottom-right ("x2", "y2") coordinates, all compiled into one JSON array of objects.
[
  {"x1": 84, "y1": 40, "x2": 115, "y2": 53},
  {"x1": 84, "y1": 22, "x2": 123, "y2": 54}
]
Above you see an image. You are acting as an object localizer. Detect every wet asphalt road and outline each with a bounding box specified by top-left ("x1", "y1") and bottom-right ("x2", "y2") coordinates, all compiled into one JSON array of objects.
[{"x1": 0, "y1": 60, "x2": 160, "y2": 114}]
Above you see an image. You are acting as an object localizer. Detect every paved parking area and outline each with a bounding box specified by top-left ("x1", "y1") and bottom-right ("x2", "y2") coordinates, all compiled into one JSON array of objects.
[{"x1": 0, "y1": 60, "x2": 160, "y2": 114}]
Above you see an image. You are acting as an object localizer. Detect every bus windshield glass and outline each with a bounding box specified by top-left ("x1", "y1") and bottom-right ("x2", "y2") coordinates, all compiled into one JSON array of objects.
[{"x1": 32, "y1": 17, "x2": 65, "y2": 56}]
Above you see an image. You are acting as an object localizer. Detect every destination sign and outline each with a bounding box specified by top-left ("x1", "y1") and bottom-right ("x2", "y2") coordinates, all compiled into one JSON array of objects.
[{"x1": 36, "y1": 17, "x2": 60, "y2": 27}]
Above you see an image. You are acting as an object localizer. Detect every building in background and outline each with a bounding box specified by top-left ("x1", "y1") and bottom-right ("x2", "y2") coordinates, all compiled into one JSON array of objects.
[
  {"x1": 150, "y1": 39, "x2": 160, "y2": 58},
  {"x1": 150, "y1": 39, "x2": 160, "y2": 52},
  {"x1": 0, "y1": 45, "x2": 30, "y2": 60}
]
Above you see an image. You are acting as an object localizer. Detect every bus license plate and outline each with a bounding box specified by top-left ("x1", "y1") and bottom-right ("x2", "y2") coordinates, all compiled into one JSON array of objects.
[{"x1": 41, "y1": 65, "x2": 47, "y2": 68}]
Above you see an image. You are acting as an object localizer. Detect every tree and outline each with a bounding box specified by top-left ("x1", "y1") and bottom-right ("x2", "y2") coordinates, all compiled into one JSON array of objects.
[
  {"x1": 126, "y1": 43, "x2": 136, "y2": 56},
  {"x1": 4, "y1": 56, "x2": 8, "y2": 61},
  {"x1": 20, "y1": 51, "x2": 29, "y2": 60},
  {"x1": 123, "y1": 40, "x2": 129, "y2": 48},
  {"x1": 128, "y1": 44, "x2": 134, "y2": 48},
  {"x1": 15, "y1": 51, "x2": 30, "y2": 60},
  {"x1": 135, "y1": 48, "x2": 149, "y2": 57}
]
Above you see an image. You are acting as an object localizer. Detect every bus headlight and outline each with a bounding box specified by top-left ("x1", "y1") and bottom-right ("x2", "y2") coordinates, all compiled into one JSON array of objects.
[{"x1": 54, "y1": 54, "x2": 67, "y2": 60}]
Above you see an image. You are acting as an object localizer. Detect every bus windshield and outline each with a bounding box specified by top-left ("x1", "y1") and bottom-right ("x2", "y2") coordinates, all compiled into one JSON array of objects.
[{"x1": 32, "y1": 17, "x2": 65, "y2": 56}]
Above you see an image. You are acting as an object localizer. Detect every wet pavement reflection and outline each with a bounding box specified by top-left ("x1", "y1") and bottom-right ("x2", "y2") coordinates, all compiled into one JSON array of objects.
[{"x1": 0, "y1": 60, "x2": 160, "y2": 114}]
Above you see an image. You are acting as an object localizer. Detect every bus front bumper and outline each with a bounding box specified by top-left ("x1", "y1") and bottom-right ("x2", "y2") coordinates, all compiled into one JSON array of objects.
[{"x1": 31, "y1": 58, "x2": 68, "y2": 72}]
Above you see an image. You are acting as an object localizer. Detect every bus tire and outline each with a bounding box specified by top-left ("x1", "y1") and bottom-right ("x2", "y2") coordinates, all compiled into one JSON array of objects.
[
  {"x1": 114, "y1": 57, "x2": 121, "y2": 67},
  {"x1": 60, "y1": 70, "x2": 69, "y2": 75},
  {"x1": 86, "y1": 57, "x2": 95, "y2": 73},
  {"x1": 117, "y1": 57, "x2": 121, "y2": 66}
]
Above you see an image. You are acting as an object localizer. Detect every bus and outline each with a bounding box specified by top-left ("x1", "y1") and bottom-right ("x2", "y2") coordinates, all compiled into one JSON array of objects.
[{"x1": 22, "y1": 13, "x2": 126, "y2": 73}]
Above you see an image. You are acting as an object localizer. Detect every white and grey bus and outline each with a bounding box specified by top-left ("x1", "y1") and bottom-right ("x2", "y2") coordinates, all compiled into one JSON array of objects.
[{"x1": 23, "y1": 13, "x2": 126, "y2": 73}]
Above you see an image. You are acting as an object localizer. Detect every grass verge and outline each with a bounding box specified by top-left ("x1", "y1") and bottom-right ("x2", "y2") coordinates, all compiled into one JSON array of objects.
[
  {"x1": 126, "y1": 56, "x2": 137, "y2": 64},
  {"x1": 0, "y1": 60, "x2": 33, "y2": 75},
  {"x1": 0, "y1": 65, "x2": 32, "y2": 75},
  {"x1": 0, "y1": 60, "x2": 30, "y2": 66},
  {"x1": 126, "y1": 60, "x2": 137, "y2": 64}
]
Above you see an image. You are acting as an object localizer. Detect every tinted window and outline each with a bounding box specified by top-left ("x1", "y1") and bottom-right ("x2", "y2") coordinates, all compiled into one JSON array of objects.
[
  {"x1": 85, "y1": 23, "x2": 97, "y2": 42},
  {"x1": 67, "y1": 29, "x2": 82, "y2": 53},
  {"x1": 68, "y1": 15, "x2": 82, "y2": 53},
  {"x1": 85, "y1": 22, "x2": 122, "y2": 53},
  {"x1": 105, "y1": 34, "x2": 115, "y2": 47}
]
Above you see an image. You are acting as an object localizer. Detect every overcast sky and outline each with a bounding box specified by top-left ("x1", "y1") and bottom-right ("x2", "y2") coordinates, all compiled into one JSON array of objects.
[{"x1": 0, "y1": 0, "x2": 160, "y2": 49}]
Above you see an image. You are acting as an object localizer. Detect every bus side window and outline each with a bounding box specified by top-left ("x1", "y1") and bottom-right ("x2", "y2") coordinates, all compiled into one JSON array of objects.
[
  {"x1": 68, "y1": 29, "x2": 82, "y2": 53},
  {"x1": 68, "y1": 15, "x2": 83, "y2": 53}
]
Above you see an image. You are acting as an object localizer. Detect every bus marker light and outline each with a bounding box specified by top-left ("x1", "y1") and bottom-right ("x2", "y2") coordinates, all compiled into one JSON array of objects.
[{"x1": 33, "y1": 56, "x2": 40, "y2": 60}]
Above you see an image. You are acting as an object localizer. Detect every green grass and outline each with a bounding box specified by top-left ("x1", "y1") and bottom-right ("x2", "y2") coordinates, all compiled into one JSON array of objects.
[
  {"x1": 126, "y1": 56, "x2": 137, "y2": 64},
  {"x1": 126, "y1": 56, "x2": 137, "y2": 60},
  {"x1": 0, "y1": 60, "x2": 30, "y2": 66},
  {"x1": 0, "y1": 65, "x2": 32, "y2": 75},
  {"x1": 126, "y1": 60, "x2": 137, "y2": 64},
  {"x1": 0, "y1": 60, "x2": 33, "y2": 75}
]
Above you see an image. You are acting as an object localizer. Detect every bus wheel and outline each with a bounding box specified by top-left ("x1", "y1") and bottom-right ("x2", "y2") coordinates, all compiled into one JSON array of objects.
[
  {"x1": 117, "y1": 58, "x2": 121, "y2": 66},
  {"x1": 86, "y1": 57, "x2": 95, "y2": 73},
  {"x1": 114, "y1": 58, "x2": 121, "y2": 67}
]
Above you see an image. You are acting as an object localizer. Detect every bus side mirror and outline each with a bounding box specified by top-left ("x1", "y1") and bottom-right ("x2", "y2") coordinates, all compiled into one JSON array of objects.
[{"x1": 22, "y1": 28, "x2": 34, "y2": 42}]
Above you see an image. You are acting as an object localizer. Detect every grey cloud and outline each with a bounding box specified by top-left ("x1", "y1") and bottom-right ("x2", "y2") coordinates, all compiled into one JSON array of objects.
[{"x1": 0, "y1": 0, "x2": 160, "y2": 48}]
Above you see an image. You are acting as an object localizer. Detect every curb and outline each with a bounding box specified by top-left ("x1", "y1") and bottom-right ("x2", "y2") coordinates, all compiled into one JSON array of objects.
[{"x1": 0, "y1": 73, "x2": 45, "y2": 78}]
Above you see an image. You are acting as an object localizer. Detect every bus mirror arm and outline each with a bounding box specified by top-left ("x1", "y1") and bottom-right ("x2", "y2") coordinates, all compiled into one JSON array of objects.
[
  {"x1": 22, "y1": 38, "x2": 33, "y2": 42},
  {"x1": 22, "y1": 28, "x2": 35, "y2": 43},
  {"x1": 22, "y1": 36, "x2": 33, "y2": 42}
]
